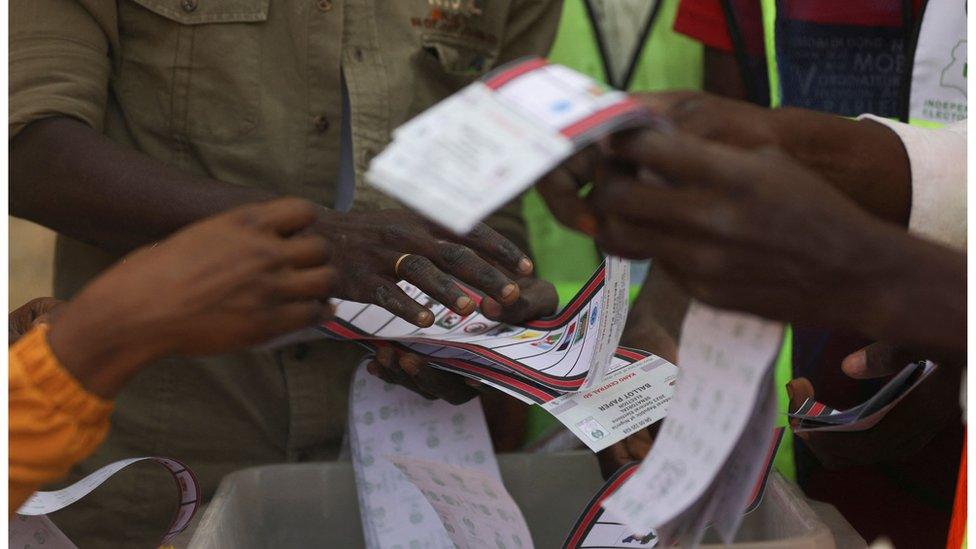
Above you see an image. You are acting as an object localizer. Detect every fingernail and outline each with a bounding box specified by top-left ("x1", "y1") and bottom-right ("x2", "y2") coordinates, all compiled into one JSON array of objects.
[
  {"x1": 463, "y1": 378, "x2": 483, "y2": 388},
  {"x1": 400, "y1": 356, "x2": 422, "y2": 377},
  {"x1": 481, "y1": 299, "x2": 501, "y2": 319},
  {"x1": 517, "y1": 258, "x2": 533, "y2": 275},
  {"x1": 417, "y1": 310, "x2": 434, "y2": 325},
  {"x1": 843, "y1": 349, "x2": 866, "y2": 374},
  {"x1": 456, "y1": 296, "x2": 473, "y2": 312},
  {"x1": 576, "y1": 214, "x2": 597, "y2": 236},
  {"x1": 501, "y1": 283, "x2": 518, "y2": 300}
]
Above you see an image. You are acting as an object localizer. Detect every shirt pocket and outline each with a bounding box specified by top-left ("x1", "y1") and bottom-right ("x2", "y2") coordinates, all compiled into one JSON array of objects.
[
  {"x1": 420, "y1": 32, "x2": 501, "y2": 77},
  {"x1": 115, "y1": 0, "x2": 269, "y2": 145}
]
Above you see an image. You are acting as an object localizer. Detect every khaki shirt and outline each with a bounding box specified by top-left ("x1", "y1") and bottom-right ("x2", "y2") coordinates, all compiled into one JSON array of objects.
[{"x1": 10, "y1": 1, "x2": 561, "y2": 545}]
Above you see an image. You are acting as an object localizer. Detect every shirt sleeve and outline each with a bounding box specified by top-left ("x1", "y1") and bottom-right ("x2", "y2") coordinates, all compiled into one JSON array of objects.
[
  {"x1": 674, "y1": 0, "x2": 735, "y2": 52},
  {"x1": 858, "y1": 115, "x2": 967, "y2": 250},
  {"x1": 9, "y1": 324, "x2": 114, "y2": 511},
  {"x1": 9, "y1": 0, "x2": 119, "y2": 139}
]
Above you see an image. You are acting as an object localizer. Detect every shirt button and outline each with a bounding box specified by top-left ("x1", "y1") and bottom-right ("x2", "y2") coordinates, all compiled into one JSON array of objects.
[
  {"x1": 317, "y1": 0, "x2": 332, "y2": 12},
  {"x1": 312, "y1": 115, "x2": 330, "y2": 133},
  {"x1": 181, "y1": 0, "x2": 197, "y2": 12},
  {"x1": 353, "y1": 48, "x2": 365, "y2": 62}
]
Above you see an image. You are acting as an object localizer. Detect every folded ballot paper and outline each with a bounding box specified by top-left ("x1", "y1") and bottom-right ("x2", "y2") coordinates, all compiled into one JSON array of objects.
[
  {"x1": 790, "y1": 360, "x2": 937, "y2": 432},
  {"x1": 322, "y1": 259, "x2": 679, "y2": 452},
  {"x1": 11, "y1": 456, "x2": 200, "y2": 548},
  {"x1": 365, "y1": 56, "x2": 662, "y2": 235},
  {"x1": 348, "y1": 360, "x2": 502, "y2": 549},
  {"x1": 601, "y1": 304, "x2": 786, "y2": 547},
  {"x1": 564, "y1": 430, "x2": 782, "y2": 549}
]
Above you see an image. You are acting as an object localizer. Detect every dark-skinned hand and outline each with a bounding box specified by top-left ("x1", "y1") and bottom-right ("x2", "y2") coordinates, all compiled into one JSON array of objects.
[
  {"x1": 537, "y1": 91, "x2": 911, "y2": 233},
  {"x1": 580, "y1": 129, "x2": 965, "y2": 352},
  {"x1": 47, "y1": 198, "x2": 337, "y2": 398},
  {"x1": 315, "y1": 210, "x2": 535, "y2": 327},
  {"x1": 787, "y1": 343, "x2": 962, "y2": 469},
  {"x1": 366, "y1": 276, "x2": 558, "y2": 404}
]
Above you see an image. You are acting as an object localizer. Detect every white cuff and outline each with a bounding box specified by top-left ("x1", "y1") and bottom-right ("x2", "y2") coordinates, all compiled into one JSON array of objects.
[{"x1": 857, "y1": 114, "x2": 967, "y2": 250}]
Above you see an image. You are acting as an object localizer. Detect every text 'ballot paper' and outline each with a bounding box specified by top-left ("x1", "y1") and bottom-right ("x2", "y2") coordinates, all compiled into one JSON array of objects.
[
  {"x1": 602, "y1": 303, "x2": 784, "y2": 545},
  {"x1": 542, "y1": 354, "x2": 677, "y2": 452},
  {"x1": 366, "y1": 57, "x2": 656, "y2": 235},
  {"x1": 348, "y1": 361, "x2": 500, "y2": 549},
  {"x1": 389, "y1": 455, "x2": 534, "y2": 549}
]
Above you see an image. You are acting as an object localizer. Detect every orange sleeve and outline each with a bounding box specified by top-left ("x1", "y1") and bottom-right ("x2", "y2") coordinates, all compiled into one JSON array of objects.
[{"x1": 9, "y1": 325, "x2": 113, "y2": 511}]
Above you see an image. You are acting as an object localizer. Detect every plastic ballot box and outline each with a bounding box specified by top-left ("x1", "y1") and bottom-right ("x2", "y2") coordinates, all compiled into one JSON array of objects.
[{"x1": 187, "y1": 451, "x2": 864, "y2": 549}]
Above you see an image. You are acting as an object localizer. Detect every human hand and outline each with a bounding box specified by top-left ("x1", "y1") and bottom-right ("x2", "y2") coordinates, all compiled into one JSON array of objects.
[
  {"x1": 585, "y1": 129, "x2": 921, "y2": 339},
  {"x1": 597, "y1": 424, "x2": 659, "y2": 479},
  {"x1": 314, "y1": 209, "x2": 536, "y2": 326},
  {"x1": 634, "y1": 91, "x2": 911, "y2": 224},
  {"x1": 9, "y1": 297, "x2": 65, "y2": 344},
  {"x1": 366, "y1": 277, "x2": 558, "y2": 404},
  {"x1": 787, "y1": 346, "x2": 961, "y2": 469},
  {"x1": 635, "y1": 91, "x2": 785, "y2": 149},
  {"x1": 47, "y1": 198, "x2": 336, "y2": 397}
]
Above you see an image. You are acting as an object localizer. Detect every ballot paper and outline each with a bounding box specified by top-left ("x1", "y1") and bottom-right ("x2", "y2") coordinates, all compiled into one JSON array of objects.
[
  {"x1": 11, "y1": 456, "x2": 200, "y2": 548},
  {"x1": 690, "y1": 378, "x2": 779, "y2": 544},
  {"x1": 388, "y1": 455, "x2": 534, "y2": 549},
  {"x1": 348, "y1": 360, "x2": 500, "y2": 549},
  {"x1": 564, "y1": 429, "x2": 784, "y2": 549},
  {"x1": 324, "y1": 257, "x2": 630, "y2": 392},
  {"x1": 790, "y1": 360, "x2": 937, "y2": 432},
  {"x1": 602, "y1": 304, "x2": 784, "y2": 545},
  {"x1": 313, "y1": 258, "x2": 691, "y2": 453},
  {"x1": 541, "y1": 352, "x2": 677, "y2": 452},
  {"x1": 9, "y1": 515, "x2": 77, "y2": 549},
  {"x1": 366, "y1": 57, "x2": 659, "y2": 235}
]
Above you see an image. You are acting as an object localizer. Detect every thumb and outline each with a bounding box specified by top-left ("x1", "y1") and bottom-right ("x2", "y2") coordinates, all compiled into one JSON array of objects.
[
  {"x1": 841, "y1": 342, "x2": 914, "y2": 379},
  {"x1": 786, "y1": 377, "x2": 815, "y2": 413},
  {"x1": 632, "y1": 90, "x2": 701, "y2": 116},
  {"x1": 785, "y1": 377, "x2": 815, "y2": 434}
]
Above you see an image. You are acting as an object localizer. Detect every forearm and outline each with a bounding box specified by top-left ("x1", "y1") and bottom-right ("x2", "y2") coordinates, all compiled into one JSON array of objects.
[
  {"x1": 773, "y1": 109, "x2": 912, "y2": 225},
  {"x1": 10, "y1": 117, "x2": 277, "y2": 252}
]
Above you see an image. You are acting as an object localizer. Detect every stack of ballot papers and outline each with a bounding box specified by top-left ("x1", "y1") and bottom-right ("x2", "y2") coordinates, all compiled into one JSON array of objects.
[
  {"x1": 366, "y1": 56, "x2": 663, "y2": 235},
  {"x1": 563, "y1": 430, "x2": 782, "y2": 549},
  {"x1": 601, "y1": 304, "x2": 786, "y2": 547},
  {"x1": 348, "y1": 361, "x2": 503, "y2": 549},
  {"x1": 324, "y1": 259, "x2": 679, "y2": 452},
  {"x1": 790, "y1": 360, "x2": 937, "y2": 432}
]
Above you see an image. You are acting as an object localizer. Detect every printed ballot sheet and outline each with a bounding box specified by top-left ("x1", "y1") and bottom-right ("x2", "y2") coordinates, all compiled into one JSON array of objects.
[
  {"x1": 325, "y1": 257, "x2": 630, "y2": 392},
  {"x1": 790, "y1": 360, "x2": 937, "y2": 432},
  {"x1": 9, "y1": 515, "x2": 77, "y2": 549},
  {"x1": 602, "y1": 303, "x2": 784, "y2": 543},
  {"x1": 389, "y1": 455, "x2": 534, "y2": 549},
  {"x1": 11, "y1": 456, "x2": 200, "y2": 547},
  {"x1": 349, "y1": 361, "x2": 501, "y2": 549},
  {"x1": 564, "y1": 427, "x2": 782, "y2": 549},
  {"x1": 367, "y1": 57, "x2": 658, "y2": 235},
  {"x1": 542, "y1": 352, "x2": 677, "y2": 452}
]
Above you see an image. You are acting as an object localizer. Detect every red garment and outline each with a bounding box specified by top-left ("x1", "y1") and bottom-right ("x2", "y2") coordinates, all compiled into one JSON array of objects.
[
  {"x1": 674, "y1": 0, "x2": 924, "y2": 52},
  {"x1": 946, "y1": 436, "x2": 967, "y2": 549}
]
